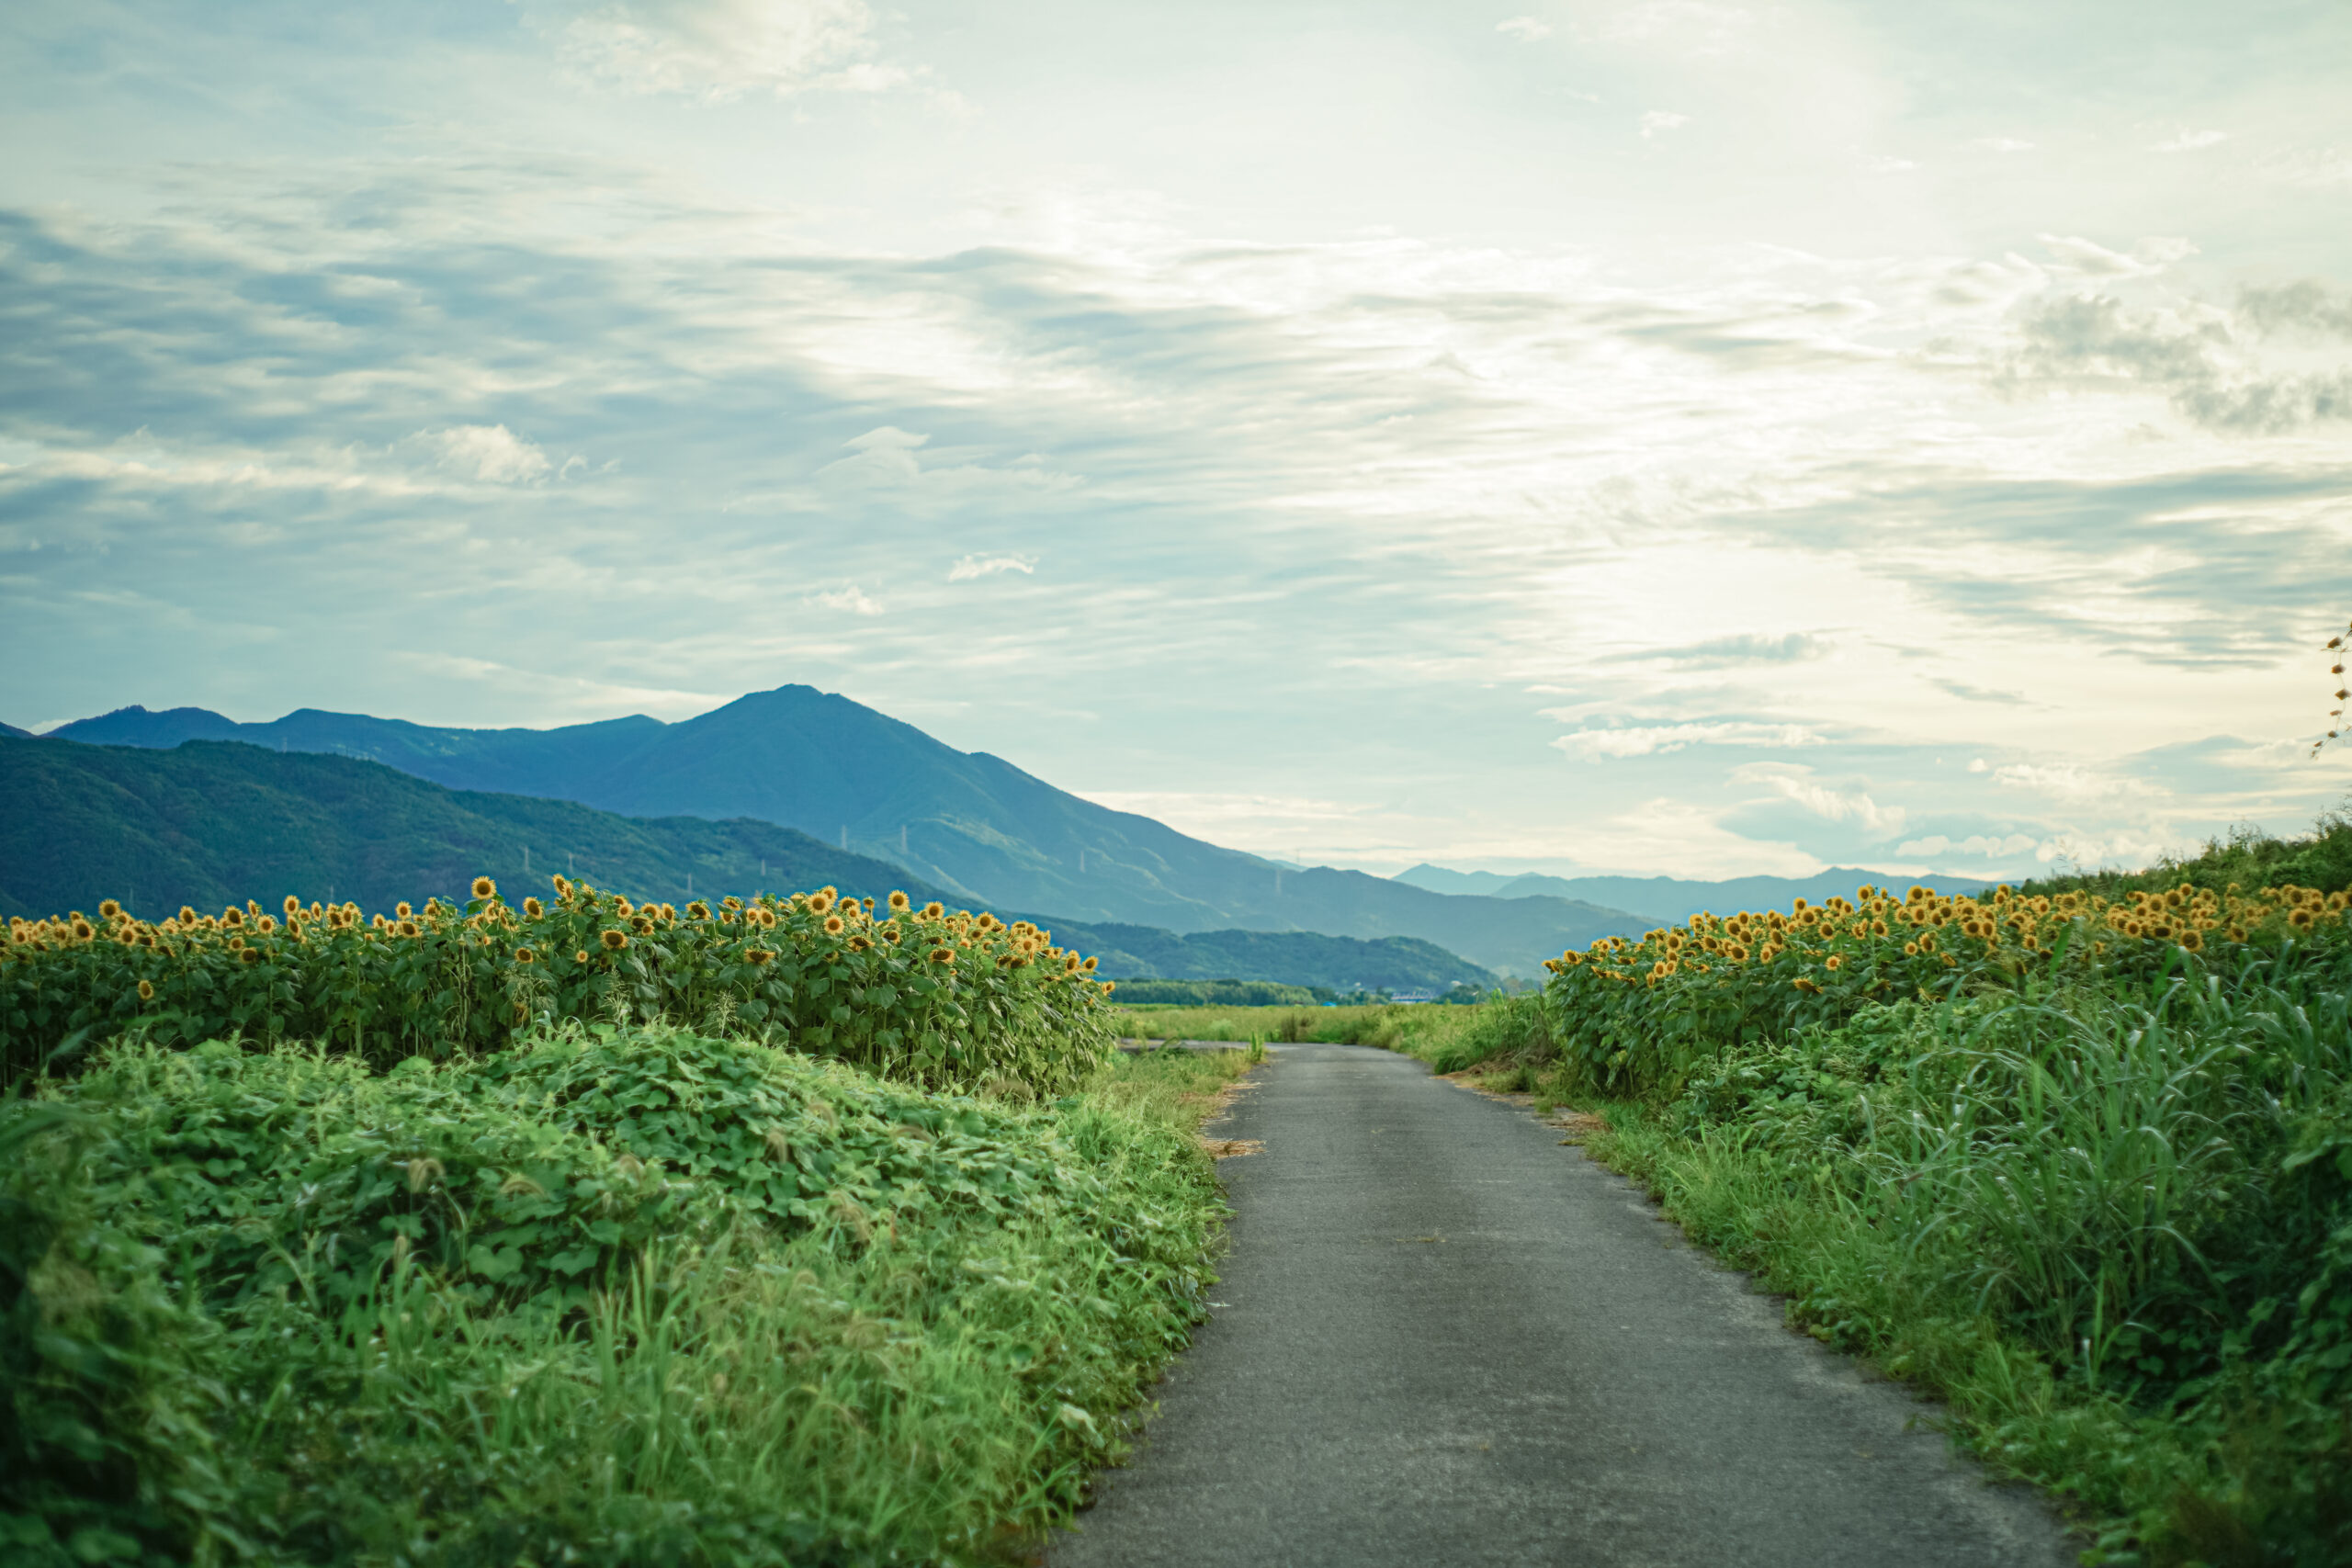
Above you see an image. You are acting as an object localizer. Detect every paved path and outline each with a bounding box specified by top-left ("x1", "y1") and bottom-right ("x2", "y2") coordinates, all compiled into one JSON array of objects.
[{"x1": 1052, "y1": 1043, "x2": 2075, "y2": 1568}]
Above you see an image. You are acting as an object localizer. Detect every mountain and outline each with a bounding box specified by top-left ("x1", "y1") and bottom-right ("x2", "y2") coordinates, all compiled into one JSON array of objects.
[
  {"x1": 1014, "y1": 919, "x2": 1496, "y2": 994},
  {"x1": 0, "y1": 722, "x2": 33, "y2": 739},
  {"x1": 1393, "y1": 864, "x2": 1993, "y2": 925},
  {"x1": 50, "y1": 692, "x2": 1648, "y2": 973},
  {"x1": 1, "y1": 736, "x2": 1501, "y2": 994},
  {"x1": 0, "y1": 736, "x2": 956, "y2": 922}
]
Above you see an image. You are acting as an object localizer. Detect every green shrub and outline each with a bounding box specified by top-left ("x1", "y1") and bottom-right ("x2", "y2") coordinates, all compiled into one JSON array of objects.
[{"x1": 1, "y1": 1027, "x2": 1228, "y2": 1566}]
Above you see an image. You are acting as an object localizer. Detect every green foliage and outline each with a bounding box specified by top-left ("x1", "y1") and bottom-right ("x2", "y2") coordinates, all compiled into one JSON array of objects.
[
  {"x1": 1536, "y1": 876, "x2": 2348, "y2": 1105},
  {"x1": 1, "y1": 1028, "x2": 1235, "y2": 1566},
  {"x1": 1564, "y1": 961, "x2": 2352, "y2": 1560},
  {"x1": 5, "y1": 881, "x2": 1115, "y2": 1098}
]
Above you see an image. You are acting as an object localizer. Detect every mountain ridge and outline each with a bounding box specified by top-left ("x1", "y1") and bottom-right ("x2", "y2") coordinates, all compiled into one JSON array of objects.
[
  {"x1": 0, "y1": 736, "x2": 1496, "y2": 994},
  {"x1": 50, "y1": 694, "x2": 1648, "y2": 973},
  {"x1": 1393, "y1": 863, "x2": 1994, "y2": 924}
]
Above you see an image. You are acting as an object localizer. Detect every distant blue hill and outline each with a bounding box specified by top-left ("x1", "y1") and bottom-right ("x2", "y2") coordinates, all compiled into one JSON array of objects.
[
  {"x1": 42, "y1": 690, "x2": 1648, "y2": 974},
  {"x1": 1393, "y1": 863, "x2": 1992, "y2": 925}
]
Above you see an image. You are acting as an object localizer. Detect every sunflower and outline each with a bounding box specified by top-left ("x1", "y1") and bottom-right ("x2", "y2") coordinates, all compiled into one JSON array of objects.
[
  {"x1": 630, "y1": 915, "x2": 655, "y2": 935},
  {"x1": 823, "y1": 915, "x2": 846, "y2": 935},
  {"x1": 283, "y1": 895, "x2": 301, "y2": 917},
  {"x1": 602, "y1": 929, "x2": 629, "y2": 951},
  {"x1": 223, "y1": 908, "x2": 246, "y2": 928},
  {"x1": 574, "y1": 950, "x2": 590, "y2": 964},
  {"x1": 1825, "y1": 955, "x2": 1843, "y2": 971},
  {"x1": 397, "y1": 919, "x2": 421, "y2": 938},
  {"x1": 514, "y1": 946, "x2": 536, "y2": 964},
  {"x1": 748, "y1": 948, "x2": 775, "y2": 964},
  {"x1": 70, "y1": 918, "x2": 96, "y2": 942},
  {"x1": 99, "y1": 899, "x2": 122, "y2": 919},
  {"x1": 808, "y1": 892, "x2": 834, "y2": 915},
  {"x1": 137, "y1": 979, "x2": 154, "y2": 1001},
  {"x1": 472, "y1": 876, "x2": 496, "y2": 900},
  {"x1": 256, "y1": 915, "x2": 277, "y2": 934},
  {"x1": 239, "y1": 947, "x2": 260, "y2": 964},
  {"x1": 922, "y1": 901, "x2": 944, "y2": 919},
  {"x1": 888, "y1": 890, "x2": 910, "y2": 912},
  {"x1": 523, "y1": 897, "x2": 544, "y2": 919},
  {"x1": 931, "y1": 947, "x2": 955, "y2": 964},
  {"x1": 2290, "y1": 908, "x2": 2316, "y2": 930}
]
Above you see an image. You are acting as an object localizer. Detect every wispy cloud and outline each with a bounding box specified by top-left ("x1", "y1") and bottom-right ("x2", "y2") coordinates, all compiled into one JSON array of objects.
[
  {"x1": 1640, "y1": 109, "x2": 1690, "y2": 139},
  {"x1": 1553, "y1": 722, "x2": 1821, "y2": 759},
  {"x1": 521, "y1": 0, "x2": 910, "y2": 99},
  {"x1": 948, "y1": 554, "x2": 1035, "y2": 581},
  {"x1": 2151, "y1": 129, "x2": 2229, "y2": 153},
  {"x1": 1496, "y1": 17, "x2": 1552, "y2": 42},
  {"x1": 811, "y1": 585, "x2": 884, "y2": 616}
]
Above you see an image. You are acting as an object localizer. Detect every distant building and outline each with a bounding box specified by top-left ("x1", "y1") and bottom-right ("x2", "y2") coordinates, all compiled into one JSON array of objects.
[{"x1": 1392, "y1": 988, "x2": 1437, "y2": 1005}]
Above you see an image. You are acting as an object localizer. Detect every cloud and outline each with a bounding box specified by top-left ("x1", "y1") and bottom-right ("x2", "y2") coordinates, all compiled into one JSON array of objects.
[
  {"x1": 1989, "y1": 761, "x2": 2161, "y2": 803},
  {"x1": 2151, "y1": 130, "x2": 2229, "y2": 153},
  {"x1": 1553, "y1": 721, "x2": 1820, "y2": 759},
  {"x1": 1640, "y1": 110, "x2": 1690, "y2": 139},
  {"x1": 1932, "y1": 678, "x2": 2027, "y2": 705},
  {"x1": 1732, "y1": 762, "x2": 1905, "y2": 833},
  {"x1": 523, "y1": 0, "x2": 907, "y2": 98},
  {"x1": 811, "y1": 585, "x2": 883, "y2": 615},
  {"x1": 1496, "y1": 16, "x2": 1552, "y2": 41},
  {"x1": 2238, "y1": 281, "x2": 2352, "y2": 340},
  {"x1": 948, "y1": 554, "x2": 1035, "y2": 581},
  {"x1": 1611, "y1": 632, "x2": 1827, "y2": 666},
  {"x1": 1973, "y1": 137, "x2": 2033, "y2": 153},
  {"x1": 1897, "y1": 831, "x2": 2036, "y2": 860},
  {"x1": 414, "y1": 425, "x2": 552, "y2": 484},
  {"x1": 2007, "y1": 292, "x2": 2352, "y2": 433}
]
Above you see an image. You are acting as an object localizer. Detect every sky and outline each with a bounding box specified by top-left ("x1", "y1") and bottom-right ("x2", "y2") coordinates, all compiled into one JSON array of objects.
[{"x1": 3, "y1": 1, "x2": 2349, "y2": 883}]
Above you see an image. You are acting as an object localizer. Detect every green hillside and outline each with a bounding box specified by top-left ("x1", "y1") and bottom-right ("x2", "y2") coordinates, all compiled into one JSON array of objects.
[
  {"x1": 49, "y1": 694, "x2": 1646, "y2": 973},
  {"x1": 0, "y1": 736, "x2": 955, "y2": 921}
]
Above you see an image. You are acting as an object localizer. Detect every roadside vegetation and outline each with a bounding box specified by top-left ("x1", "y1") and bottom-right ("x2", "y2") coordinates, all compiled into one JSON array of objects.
[
  {"x1": 1116, "y1": 998, "x2": 1533, "y2": 1063},
  {"x1": 1411, "y1": 813, "x2": 2352, "y2": 1566},
  {"x1": 4, "y1": 877, "x2": 1247, "y2": 1567},
  {"x1": 4, "y1": 877, "x2": 1111, "y2": 1094}
]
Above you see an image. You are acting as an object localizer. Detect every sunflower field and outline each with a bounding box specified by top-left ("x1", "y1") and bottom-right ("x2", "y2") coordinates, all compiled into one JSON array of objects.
[
  {"x1": 1510, "y1": 849, "x2": 2352, "y2": 1562},
  {"x1": 1540, "y1": 876, "x2": 2350, "y2": 1099},
  {"x1": 2, "y1": 875, "x2": 1115, "y2": 1095}
]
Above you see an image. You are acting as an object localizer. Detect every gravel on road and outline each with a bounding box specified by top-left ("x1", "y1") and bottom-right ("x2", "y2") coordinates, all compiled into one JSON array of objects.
[{"x1": 1050, "y1": 1042, "x2": 2076, "y2": 1568}]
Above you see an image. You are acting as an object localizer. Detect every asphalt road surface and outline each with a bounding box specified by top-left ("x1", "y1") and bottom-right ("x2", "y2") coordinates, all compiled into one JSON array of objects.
[{"x1": 1051, "y1": 1043, "x2": 2075, "y2": 1568}]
